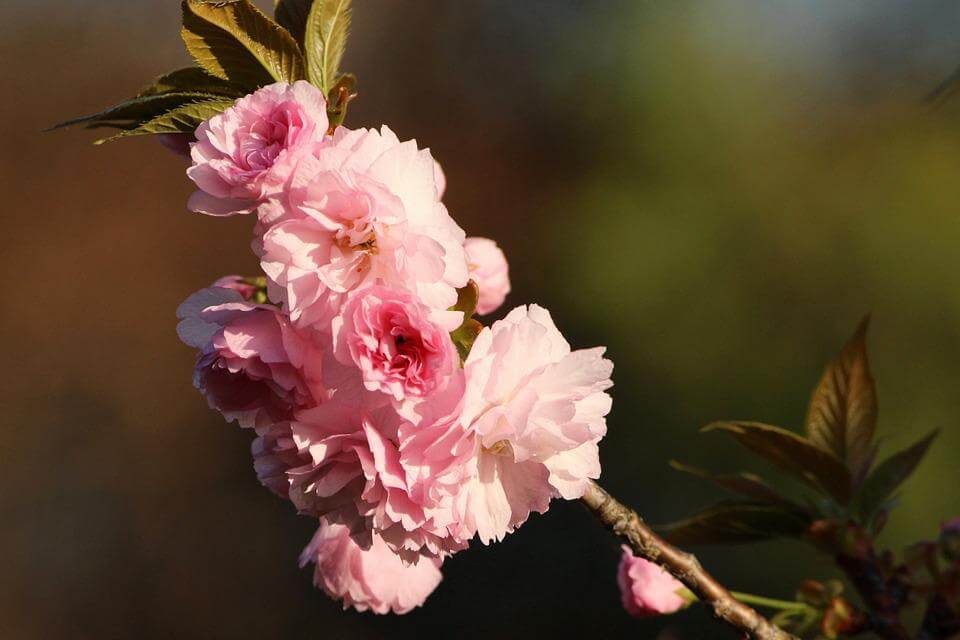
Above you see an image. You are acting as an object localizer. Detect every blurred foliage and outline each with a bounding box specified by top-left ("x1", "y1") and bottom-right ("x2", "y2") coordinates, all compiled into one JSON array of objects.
[{"x1": 545, "y1": 0, "x2": 960, "y2": 550}]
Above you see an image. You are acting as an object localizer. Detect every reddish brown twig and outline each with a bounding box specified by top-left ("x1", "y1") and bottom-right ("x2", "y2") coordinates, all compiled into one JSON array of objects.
[{"x1": 581, "y1": 481, "x2": 797, "y2": 640}]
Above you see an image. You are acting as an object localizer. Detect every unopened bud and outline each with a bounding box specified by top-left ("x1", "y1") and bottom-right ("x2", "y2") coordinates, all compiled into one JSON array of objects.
[
  {"x1": 806, "y1": 519, "x2": 840, "y2": 553},
  {"x1": 797, "y1": 580, "x2": 827, "y2": 607}
]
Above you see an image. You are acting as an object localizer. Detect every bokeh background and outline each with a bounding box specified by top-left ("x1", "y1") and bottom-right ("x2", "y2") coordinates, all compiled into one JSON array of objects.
[{"x1": 3, "y1": 1, "x2": 960, "y2": 638}]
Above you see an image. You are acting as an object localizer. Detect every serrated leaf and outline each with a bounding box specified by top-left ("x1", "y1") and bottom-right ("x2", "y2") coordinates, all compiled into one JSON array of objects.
[
  {"x1": 804, "y1": 316, "x2": 878, "y2": 485},
  {"x1": 137, "y1": 67, "x2": 245, "y2": 98},
  {"x1": 856, "y1": 429, "x2": 938, "y2": 521},
  {"x1": 668, "y1": 460, "x2": 796, "y2": 507},
  {"x1": 703, "y1": 421, "x2": 852, "y2": 504},
  {"x1": 94, "y1": 98, "x2": 236, "y2": 145},
  {"x1": 49, "y1": 92, "x2": 223, "y2": 132},
  {"x1": 275, "y1": 0, "x2": 312, "y2": 44},
  {"x1": 657, "y1": 502, "x2": 812, "y2": 545},
  {"x1": 304, "y1": 0, "x2": 351, "y2": 93},
  {"x1": 83, "y1": 121, "x2": 142, "y2": 131},
  {"x1": 181, "y1": 0, "x2": 305, "y2": 89}
]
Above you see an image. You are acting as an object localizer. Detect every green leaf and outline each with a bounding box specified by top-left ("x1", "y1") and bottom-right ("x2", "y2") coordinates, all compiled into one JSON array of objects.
[
  {"x1": 657, "y1": 502, "x2": 812, "y2": 545},
  {"x1": 855, "y1": 429, "x2": 938, "y2": 521},
  {"x1": 703, "y1": 421, "x2": 852, "y2": 504},
  {"x1": 137, "y1": 67, "x2": 246, "y2": 98},
  {"x1": 94, "y1": 98, "x2": 236, "y2": 145},
  {"x1": 668, "y1": 460, "x2": 797, "y2": 506},
  {"x1": 450, "y1": 280, "x2": 479, "y2": 320},
  {"x1": 451, "y1": 320, "x2": 483, "y2": 363},
  {"x1": 181, "y1": 0, "x2": 305, "y2": 89},
  {"x1": 304, "y1": 0, "x2": 351, "y2": 93},
  {"x1": 804, "y1": 316, "x2": 878, "y2": 485},
  {"x1": 275, "y1": 0, "x2": 312, "y2": 44},
  {"x1": 448, "y1": 281, "x2": 482, "y2": 361},
  {"x1": 48, "y1": 92, "x2": 223, "y2": 132}
]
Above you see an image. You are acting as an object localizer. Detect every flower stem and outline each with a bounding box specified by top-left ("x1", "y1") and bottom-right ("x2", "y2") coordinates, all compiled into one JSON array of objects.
[
  {"x1": 730, "y1": 592, "x2": 808, "y2": 612},
  {"x1": 678, "y1": 588, "x2": 807, "y2": 612}
]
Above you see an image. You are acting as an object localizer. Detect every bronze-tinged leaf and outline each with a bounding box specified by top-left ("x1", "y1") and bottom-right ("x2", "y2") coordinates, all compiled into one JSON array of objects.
[
  {"x1": 304, "y1": 0, "x2": 352, "y2": 93},
  {"x1": 325, "y1": 72, "x2": 358, "y2": 129},
  {"x1": 137, "y1": 67, "x2": 246, "y2": 98},
  {"x1": 275, "y1": 0, "x2": 312, "y2": 44},
  {"x1": 668, "y1": 460, "x2": 796, "y2": 507},
  {"x1": 94, "y1": 98, "x2": 236, "y2": 145},
  {"x1": 181, "y1": 0, "x2": 305, "y2": 89},
  {"x1": 657, "y1": 502, "x2": 812, "y2": 546},
  {"x1": 804, "y1": 316, "x2": 878, "y2": 485},
  {"x1": 48, "y1": 92, "x2": 222, "y2": 132},
  {"x1": 450, "y1": 280, "x2": 479, "y2": 321},
  {"x1": 703, "y1": 421, "x2": 852, "y2": 504},
  {"x1": 856, "y1": 429, "x2": 939, "y2": 521}
]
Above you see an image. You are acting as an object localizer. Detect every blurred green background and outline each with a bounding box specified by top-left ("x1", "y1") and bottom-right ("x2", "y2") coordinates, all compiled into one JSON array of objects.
[{"x1": 2, "y1": 1, "x2": 960, "y2": 638}]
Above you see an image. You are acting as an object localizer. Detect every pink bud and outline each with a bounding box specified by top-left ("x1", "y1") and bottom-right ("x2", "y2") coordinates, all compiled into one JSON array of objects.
[
  {"x1": 464, "y1": 237, "x2": 510, "y2": 315},
  {"x1": 617, "y1": 546, "x2": 687, "y2": 618}
]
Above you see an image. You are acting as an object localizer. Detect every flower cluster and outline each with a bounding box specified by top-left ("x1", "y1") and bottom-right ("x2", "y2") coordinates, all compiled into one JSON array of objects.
[{"x1": 176, "y1": 81, "x2": 613, "y2": 613}]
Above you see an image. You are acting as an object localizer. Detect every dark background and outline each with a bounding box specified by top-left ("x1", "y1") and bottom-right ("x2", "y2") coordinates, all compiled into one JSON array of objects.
[{"x1": 3, "y1": 1, "x2": 960, "y2": 638}]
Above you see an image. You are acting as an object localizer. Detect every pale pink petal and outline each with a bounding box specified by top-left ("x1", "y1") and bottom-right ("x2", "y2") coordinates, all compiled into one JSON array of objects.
[{"x1": 300, "y1": 522, "x2": 442, "y2": 614}]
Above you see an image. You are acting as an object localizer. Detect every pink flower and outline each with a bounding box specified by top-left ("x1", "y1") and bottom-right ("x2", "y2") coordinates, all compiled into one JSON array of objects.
[
  {"x1": 331, "y1": 286, "x2": 461, "y2": 406},
  {"x1": 617, "y1": 546, "x2": 687, "y2": 618},
  {"x1": 451, "y1": 305, "x2": 613, "y2": 543},
  {"x1": 288, "y1": 399, "x2": 466, "y2": 562},
  {"x1": 252, "y1": 422, "x2": 307, "y2": 499},
  {"x1": 464, "y1": 237, "x2": 510, "y2": 315},
  {"x1": 187, "y1": 81, "x2": 329, "y2": 216},
  {"x1": 258, "y1": 125, "x2": 468, "y2": 325},
  {"x1": 397, "y1": 304, "x2": 613, "y2": 549},
  {"x1": 300, "y1": 522, "x2": 443, "y2": 614},
  {"x1": 176, "y1": 284, "x2": 324, "y2": 430}
]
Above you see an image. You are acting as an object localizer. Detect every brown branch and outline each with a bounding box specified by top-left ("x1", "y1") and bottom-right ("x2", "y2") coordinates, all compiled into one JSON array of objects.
[{"x1": 581, "y1": 481, "x2": 798, "y2": 640}]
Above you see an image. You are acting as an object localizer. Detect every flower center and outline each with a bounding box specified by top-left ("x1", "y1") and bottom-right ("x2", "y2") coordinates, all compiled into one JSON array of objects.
[
  {"x1": 484, "y1": 440, "x2": 512, "y2": 456},
  {"x1": 335, "y1": 218, "x2": 378, "y2": 254}
]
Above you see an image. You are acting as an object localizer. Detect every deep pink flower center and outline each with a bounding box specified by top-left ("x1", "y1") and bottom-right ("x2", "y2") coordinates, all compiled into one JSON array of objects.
[
  {"x1": 364, "y1": 311, "x2": 442, "y2": 391},
  {"x1": 239, "y1": 103, "x2": 306, "y2": 171}
]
